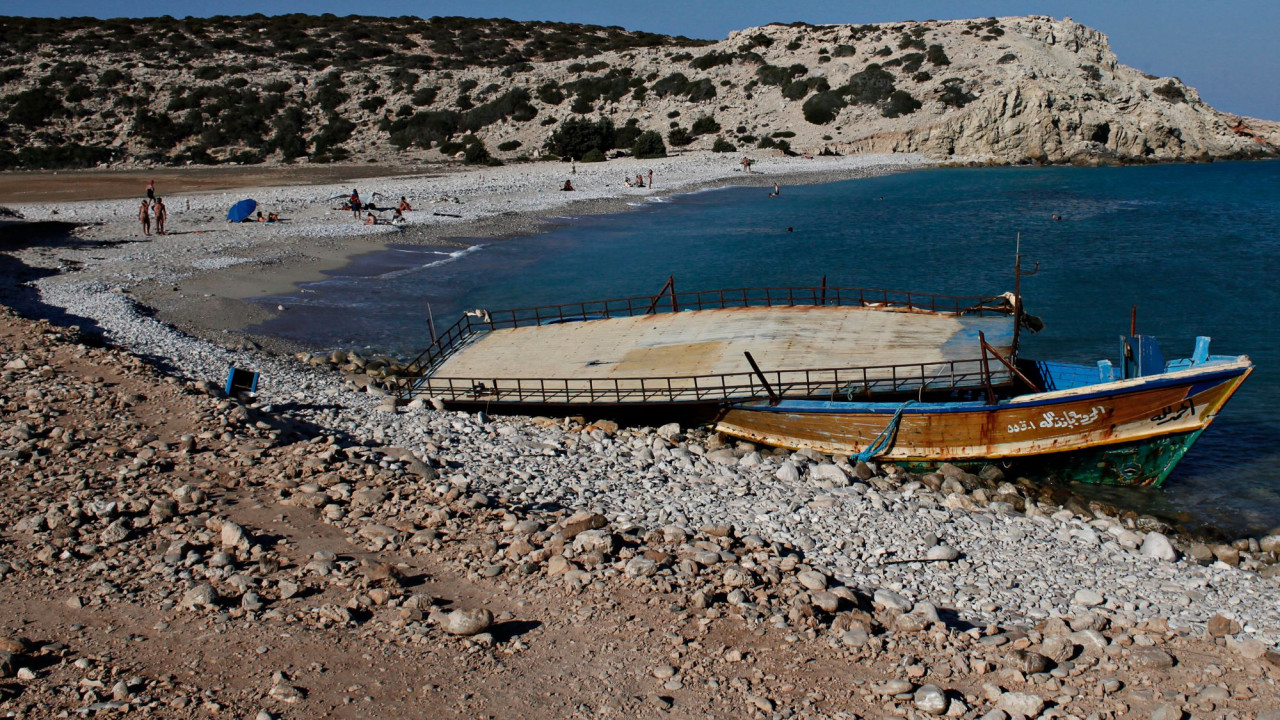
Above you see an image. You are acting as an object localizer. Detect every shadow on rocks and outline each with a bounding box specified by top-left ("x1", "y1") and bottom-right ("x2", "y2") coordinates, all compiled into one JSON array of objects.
[
  {"x1": 488, "y1": 620, "x2": 542, "y2": 643},
  {"x1": 0, "y1": 221, "x2": 108, "y2": 341}
]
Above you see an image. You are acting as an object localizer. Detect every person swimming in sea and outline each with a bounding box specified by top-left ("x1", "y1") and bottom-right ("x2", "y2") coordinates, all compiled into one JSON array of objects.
[{"x1": 769, "y1": 183, "x2": 780, "y2": 198}]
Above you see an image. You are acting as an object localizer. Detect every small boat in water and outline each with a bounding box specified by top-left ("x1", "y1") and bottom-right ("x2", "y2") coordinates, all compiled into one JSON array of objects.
[{"x1": 401, "y1": 277, "x2": 1251, "y2": 487}]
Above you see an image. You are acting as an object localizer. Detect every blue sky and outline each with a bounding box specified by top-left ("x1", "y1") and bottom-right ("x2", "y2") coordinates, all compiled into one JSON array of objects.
[{"x1": 9, "y1": 1, "x2": 1278, "y2": 119}]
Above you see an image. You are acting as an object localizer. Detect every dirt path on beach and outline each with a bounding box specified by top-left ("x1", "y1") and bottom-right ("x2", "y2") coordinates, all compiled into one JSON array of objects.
[{"x1": 0, "y1": 164, "x2": 438, "y2": 205}]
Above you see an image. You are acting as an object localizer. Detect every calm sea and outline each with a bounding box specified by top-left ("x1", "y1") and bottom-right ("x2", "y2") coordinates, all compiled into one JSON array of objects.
[{"x1": 250, "y1": 161, "x2": 1280, "y2": 537}]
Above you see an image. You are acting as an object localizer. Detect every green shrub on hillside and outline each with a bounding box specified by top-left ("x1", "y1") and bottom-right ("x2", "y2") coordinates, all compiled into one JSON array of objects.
[
  {"x1": 132, "y1": 107, "x2": 192, "y2": 149},
  {"x1": 314, "y1": 73, "x2": 348, "y2": 111},
  {"x1": 387, "y1": 110, "x2": 460, "y2": 149},
  {"x1": 690, "y1": 52, "x2": 735, "y2": 70},
  {"x1": 881, "y1": 89, "x2": 921, "y2": 117},
  {"x1": 685, "y1": 78, "x2": 716, "y2": 102},
  {"x1": 844, "y1": 64, "x2": 896, "y2": 104},
  {"x1": 782, "y1": 76, "x2": 829, "y2": 100},
  {"x1": 389, "y1": 68, "x2": 419, "y2": 92},
  {"x1": 632, "y1": 130, "x2": 666, "y2": 158},
  {"x1": 311, "y1": 114, "x2": 355, "y2": 154},
  {"x1": 459, "y1": 88, "x2": 537, "y2": 131},
  {"x1": 1153, "y1": 80, "x2": 1186, "y2": 103},
  {"x1": 563, "y1": 68, "x2": 640, "y2": 106},
  {"x1": 939, "y1": 78, "x2": 976, "y2": 108},
  {"x1": 652, "y1": 72, "x2": 690, "y2": 97},
  {"x1": 545, "y1": 116, "x2": 615, "y2": 158},
  {"x1": 690, "y1": 115, "x2": 720, "y2": 135},
  {"x1": 711, "y1": 137, "x2": 736, "y2": 152},
  {"x1": 897, "y1": 35, "x2": 925, "y2": 51},
  {"x1": 581, "y1": 147, "x2": 606, "y2": 162},
  {"x1": 271, "y1": 105, "x2": 308, "y2": 159},
  {"x1": 6, "y1": 87, "x2": 63, "y2": 127},
  {"x1": 757, "y1": 63, "x2": 807, "y2": 86},
  {"x1": 411, "y1": 86, "x2": 439, "y2": 106},
  {"x1": 98, "y1": 68, "x2": 125, "y2": 87},
  {"x1": 926, "y1": 44, "x2": 950, "y2": 66},
  {"x1": 614, "y1": 118, "x2": 643, "y2": 148},
  {"x1": 464, "y1": 137, "x2": 497, "y2": 165},
  {"x1": 667, "y1": 127, "x2": 692, "y2": 146},
  {"x1": 802, "y1": 91, "x2": 844, "y2": 125},
  {"x1": 537, "y1": 82, "x2": 564, "y2": 105}
]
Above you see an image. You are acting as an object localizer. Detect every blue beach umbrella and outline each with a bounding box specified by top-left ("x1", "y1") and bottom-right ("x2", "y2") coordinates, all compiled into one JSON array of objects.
[{"x1": 227, "y1": 199, "x2": 257, "y2": 222}]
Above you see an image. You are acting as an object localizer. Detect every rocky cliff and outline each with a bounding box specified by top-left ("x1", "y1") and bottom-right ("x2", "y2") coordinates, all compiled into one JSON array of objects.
[{"x1": 0, "y1": 14, "x2": 1275, "y2": 168}]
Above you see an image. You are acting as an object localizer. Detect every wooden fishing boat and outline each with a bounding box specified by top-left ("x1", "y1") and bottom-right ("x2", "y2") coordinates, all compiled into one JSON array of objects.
[
  {"x1": 400, "y1": 278, "x2": 1252, "y2": 487},
  {"x1": 716, "y1": 351, "x2": 1252, "y2": 487}
]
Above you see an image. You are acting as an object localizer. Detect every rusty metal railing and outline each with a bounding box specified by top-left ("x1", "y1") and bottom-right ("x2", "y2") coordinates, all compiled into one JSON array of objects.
[
  {"x1": 408, "y1": 357, "x2": 1008, "y2": 405},
  {"x1": 398, "y1": 283, "x2": 1011, "y2": 390}
]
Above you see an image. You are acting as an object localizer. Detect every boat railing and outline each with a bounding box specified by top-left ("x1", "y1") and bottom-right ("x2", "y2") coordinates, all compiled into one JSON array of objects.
[
  {"x1": 404, "y1": 356, "x2": 1007, "y2": 405},
  {"x1": 399, "y1": 284, "x2": 1011, "y2": 382}
]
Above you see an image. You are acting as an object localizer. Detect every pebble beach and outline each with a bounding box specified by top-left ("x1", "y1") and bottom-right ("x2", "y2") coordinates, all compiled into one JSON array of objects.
[{"x1": 1, "y1": 151, "x2": 1278, "y2": 718}]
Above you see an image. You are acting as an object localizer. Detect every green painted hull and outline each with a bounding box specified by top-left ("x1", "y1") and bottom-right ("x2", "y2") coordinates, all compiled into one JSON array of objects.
[{"x1": 903, "y1": 429, "x2": 1206, "y2": 487}]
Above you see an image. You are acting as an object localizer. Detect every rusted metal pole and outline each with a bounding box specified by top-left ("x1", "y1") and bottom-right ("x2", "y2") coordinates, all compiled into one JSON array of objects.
[
  {"x1": 979, "y1": 331, "x2": 996, "y2": 404},
  {"x1": 981, "y1": 335, "x2": 1042, "y2": 392},
  {"x1": 645, "y1": 275, "x2": 675, "y2": 314},
  {"x1": 743, "y1": 352, "x2": 780, "y2": 406},
  {"x1": 1130, "y1": 305, "x2": 1137, "y2": 336}
]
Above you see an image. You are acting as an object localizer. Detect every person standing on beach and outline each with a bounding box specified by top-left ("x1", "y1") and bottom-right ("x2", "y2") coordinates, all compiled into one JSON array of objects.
[
  {"x1": 145, "y1": 179, "x2": 156, "y2": 202},
  {"x1": 153, "y1": 197, "x2": 167, "y2": 235},
  {"x1": 349, "y1": 189, "x2": 361, "y2": 219},
  {"x1": 647, "y1": 169, "x2": 653, "y2": 188},
  {"x1": 138, "y1": 200, "x2": 151, "y2": 236}
]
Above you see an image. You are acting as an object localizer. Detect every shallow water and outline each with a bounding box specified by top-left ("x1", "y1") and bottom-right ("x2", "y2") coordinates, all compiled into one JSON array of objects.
[{"x1": 251, "y1": 161, "x2": 1280, "y2": 537}]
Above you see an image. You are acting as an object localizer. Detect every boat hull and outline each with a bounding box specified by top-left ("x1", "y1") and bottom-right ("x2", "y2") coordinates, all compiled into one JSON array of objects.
[{"x1": 715, "y1": 358, "x2": 1252, "y2": 487}]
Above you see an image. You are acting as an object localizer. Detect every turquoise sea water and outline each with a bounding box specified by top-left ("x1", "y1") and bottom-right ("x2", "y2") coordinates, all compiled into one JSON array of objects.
[{"x1": 251, "y1": 161, "x2": 1280, "y2": 537}]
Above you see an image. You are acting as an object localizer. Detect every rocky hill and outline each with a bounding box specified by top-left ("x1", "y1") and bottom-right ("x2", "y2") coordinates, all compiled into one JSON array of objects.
[{"x1": 1, "y1": 14, "x2": 1276, "y2": 169}]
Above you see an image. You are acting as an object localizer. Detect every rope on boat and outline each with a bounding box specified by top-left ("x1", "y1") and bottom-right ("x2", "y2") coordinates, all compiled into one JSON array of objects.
[{"x1": 854, "y1": 400, "x2": 915, "y2": 463}]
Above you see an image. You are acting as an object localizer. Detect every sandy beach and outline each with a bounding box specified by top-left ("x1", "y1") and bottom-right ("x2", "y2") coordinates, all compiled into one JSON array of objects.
[{"x1": 3, "y1": 152, "x2": 929, "y2": 351}]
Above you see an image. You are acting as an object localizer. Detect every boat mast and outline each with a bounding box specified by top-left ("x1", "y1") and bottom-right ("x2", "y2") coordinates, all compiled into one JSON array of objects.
[{"x1": 1011, "y1": 234, "x2": 1038, "y2": 362}]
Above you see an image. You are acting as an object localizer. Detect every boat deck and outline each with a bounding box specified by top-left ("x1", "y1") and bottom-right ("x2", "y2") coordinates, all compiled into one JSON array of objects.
[{"x1": 422, "y1": 305, "x2": 1014, "y2": 405}]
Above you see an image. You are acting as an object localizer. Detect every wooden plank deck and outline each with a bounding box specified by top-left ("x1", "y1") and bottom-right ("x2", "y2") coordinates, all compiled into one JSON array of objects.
[{"x1": 431, "y1": 306, "x2": 1013, "y2": 401}]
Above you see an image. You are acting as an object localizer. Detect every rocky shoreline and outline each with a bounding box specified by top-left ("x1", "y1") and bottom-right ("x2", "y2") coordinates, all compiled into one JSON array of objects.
[
  {"x1": 2, "y1": 292, "x2": 1279, "y2": 718},
  {"x1": 1, "y1": 155, "x2": 1278, "y2": 717}
]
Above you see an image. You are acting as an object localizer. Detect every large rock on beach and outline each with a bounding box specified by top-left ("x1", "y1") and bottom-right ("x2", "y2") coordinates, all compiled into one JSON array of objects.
[
  {"x1": 443, "y1": 608, "x2": 494, "y2": 637},
  {"x1": 1141, "y1": 532, "x2": 1179, "y2": 561}
]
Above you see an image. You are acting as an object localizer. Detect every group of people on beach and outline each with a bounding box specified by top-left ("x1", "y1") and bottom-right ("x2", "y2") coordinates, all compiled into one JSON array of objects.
[
  {"x1": 348, "y1": 188, "x2": 413, "y2": 225},
  {"x1": 623, "y1": 169, "x2": 654, "y2": 188},
  {"x1": 138, "y1": 179, "x2": 167, "y2": 236}
]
